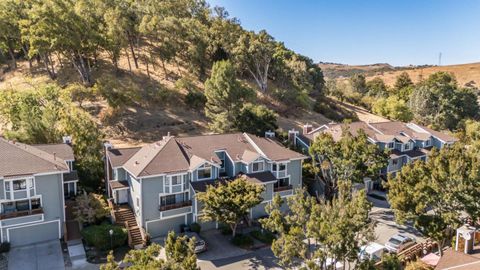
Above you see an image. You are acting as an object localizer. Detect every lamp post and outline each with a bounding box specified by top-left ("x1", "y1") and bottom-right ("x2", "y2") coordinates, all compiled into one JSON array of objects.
[{"x1": 109, "y1": 229, "x2": 114, "y2": 251}]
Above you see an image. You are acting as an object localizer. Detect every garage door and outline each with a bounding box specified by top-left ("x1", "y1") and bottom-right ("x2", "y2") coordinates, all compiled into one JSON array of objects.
[
  {"x1": 147, "y1": 216, "x2": 185, "y2": 238},
  {"x1": 8, "y1": 220, "x2": 60, "y2": 247}
]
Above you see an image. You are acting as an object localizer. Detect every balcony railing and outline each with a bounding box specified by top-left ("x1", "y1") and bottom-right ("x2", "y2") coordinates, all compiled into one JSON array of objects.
[
  {"x1": 159, "y1": 200, "x2": 192, "y2": 211},
  {"x1": 0, "y1": 208, "x2": 43, "y2": 220},
  {"x1": 274, "y1": 185, "x2": 293, "y2": 192}
]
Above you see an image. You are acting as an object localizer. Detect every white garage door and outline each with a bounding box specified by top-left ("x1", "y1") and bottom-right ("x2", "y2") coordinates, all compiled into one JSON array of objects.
[{"x1": 7, "y1": 220, "x2": 60, "y2": 247}]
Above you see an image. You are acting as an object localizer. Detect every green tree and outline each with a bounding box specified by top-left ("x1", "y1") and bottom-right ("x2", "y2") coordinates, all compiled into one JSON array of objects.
[
  {"x1": 197, "y1": 177, "x2": 264, "y2": 237},
  {"x1": 382, "y1": 253, "x2": 402, "y2": 270},
  {"x1": 309, "y1": 127, "x2": 389, "y2": 200},
  {"x1": 393, "y1": 72, "x2": 414, "y2": 92},
  {"x1": 387, "y1": 144, "x2": 480, "y2": 255},
  {"x1": 234, "y1": 104, "x2": 278, "y2": 136},
  {"x1": 372, "y1": 96, "x2": 413, "y2": 122},
  {"x1": 100, "y1": 251, "x2": 119, "y2": 270},
  {"x1": 261, "y1": 190, "x2": 316, "y2": 268},
  {"x1": 233, "y1": 30, "x2": 276, "y2": 92},
  {"x1": 204, "y1": 60, "x2": 253, "y2": 132},
  {"x1": 366, "y1": 77, "x2": 388, "y2": 97},
  {"x1": 350, "y1": 74, "x2": 367, "y2": 95},
  {"x1": 123, "y1": 243, "x2": 164, "y2": 269},
  {"x1": 164, "y1": 231, "x2": 199, "y2": 270},
  {"x1": 408, "y1": 72, "x2": 479, "y2": 130},
  {"x1": 0, "y1": 84, "x2": 104, "y2": 190},
  {"x1": 307, "y1": 181, "x2": 374, "y2": 269}
]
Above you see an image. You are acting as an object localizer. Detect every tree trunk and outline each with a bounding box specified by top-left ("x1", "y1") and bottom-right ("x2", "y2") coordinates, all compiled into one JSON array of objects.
[
  {"x1": 21, "y1": 44, "x2": 32, "y2": 70},
  {"x1": 41, "y1": 53, "x2": 56, "y2": 79},
  {"x1": 56, "y1": 53, "x2": 63, "y2": 69},
  {"x1": 437, "y1": 240, "x2": 443, "y2": 257},
  {"x1": 125, "y1": 49, "x2": 132, "y2": 72},
  {"x1": 162, "y1": 60, "x2": 168, "y2": 80},
  {"x1": 72, "y1": 53, "x2": 93, "y2": 86},
  {"x1": 128, "y1": 37, "x2": 139, "y2": 69},
  {"x1": 144, "y1": 55, "x2": 150, "y2": 78},
  {"x1": 231, "y1": 223, "x2": 238, "y2": 237},
  {"x1": 7, "y1": 44, "x2": 16, "y2": 69}
]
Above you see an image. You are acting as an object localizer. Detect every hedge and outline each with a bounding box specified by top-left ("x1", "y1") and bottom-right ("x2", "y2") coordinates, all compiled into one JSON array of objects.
[{"x1": 81, "y1": 224, "x2": 127, "y2": 250}]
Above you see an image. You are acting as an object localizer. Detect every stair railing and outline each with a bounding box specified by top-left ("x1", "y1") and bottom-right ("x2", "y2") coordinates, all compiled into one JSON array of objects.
[{"x1": 125, "y1": 221, "x2": 133, "y2": 248}]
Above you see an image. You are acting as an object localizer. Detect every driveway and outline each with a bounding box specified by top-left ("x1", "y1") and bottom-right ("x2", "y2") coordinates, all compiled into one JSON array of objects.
[
  {"x1": 368, "y1": 195, "x2": 425, "y2": 245},
  {"x1": 9, "y1": 240, "x2": 65, "y2": 270}
]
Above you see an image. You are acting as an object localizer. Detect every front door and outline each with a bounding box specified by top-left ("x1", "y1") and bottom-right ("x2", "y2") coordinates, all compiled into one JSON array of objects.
[{"x1": 117, "y1": 189, "x2": 128, "y2": 204}]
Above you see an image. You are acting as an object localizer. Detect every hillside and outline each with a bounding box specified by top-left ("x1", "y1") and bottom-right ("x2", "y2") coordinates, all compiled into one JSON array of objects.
[
  {"x1": 0, "y1": 59, "x2": 331, "y2": 147},
  {"x1": 321, "y1": 61, "x2": 480, "y2": 88},
  {"x1": 365, "y1": 62, "x2": 480, "y2": 88}
]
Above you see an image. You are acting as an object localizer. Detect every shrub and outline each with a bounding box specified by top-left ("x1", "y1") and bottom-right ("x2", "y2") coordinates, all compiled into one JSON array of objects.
[
  {"x1": 189, "y1": 223, "x2": 201, "y2": 234},
  {"x1": 185, "y1": 91, "x2": 206, "y2": 110},
  {"x1": 314, "y1": 97, "x2": 359, "y2": 122},
  {"x1": 220, "y1": 225, "x2": 232, "y2": 235},
  {"x1": 74, "y1": 192, "x2": 110, "y2": 225},
  {"x1": 231, "y1": 234, "x2": 254, "y2": 249},
  {"x1": 249, "y1": 230, "x2": 275, "y2": 244},
  {"x1": 0, "y1": 242, "x2": 10, "y2": 253},
  {"x1": 81, "y1": 224, "x2": 127, "y2": 251}
]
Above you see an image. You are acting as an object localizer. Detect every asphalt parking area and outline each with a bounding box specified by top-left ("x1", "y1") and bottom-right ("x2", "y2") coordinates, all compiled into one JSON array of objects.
[{"x1": 8, "y1": 240, "x2": 64, "y2": 270}]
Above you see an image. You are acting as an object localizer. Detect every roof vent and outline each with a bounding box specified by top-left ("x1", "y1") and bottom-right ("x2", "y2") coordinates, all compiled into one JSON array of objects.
[
  {"x1": 63, "y1": 135, "x2": 72, "y2": 145},
  {"x1": 303, "y1": 124, "x2": 313, "y2": 134},
  {"x1": 265, "y1": 131, "x2": 275, "y2": 138}
]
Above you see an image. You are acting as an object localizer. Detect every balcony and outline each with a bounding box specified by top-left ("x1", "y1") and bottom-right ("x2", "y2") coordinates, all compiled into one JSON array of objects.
[
  {"x1": 0, "y1": 208, "x2": 44, "y2": 220},
  {"x1": 274, "y1": 185, "x2": 293, "y2": 193},
  {"x1": 159, "y1": 200, "x2": 192, "y2": 211}
]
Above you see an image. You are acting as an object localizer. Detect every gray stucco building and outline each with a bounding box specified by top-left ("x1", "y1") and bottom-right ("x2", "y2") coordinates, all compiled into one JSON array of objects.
[{"x1": 105, "y1": 133, "x2": 307, "y2": 240}]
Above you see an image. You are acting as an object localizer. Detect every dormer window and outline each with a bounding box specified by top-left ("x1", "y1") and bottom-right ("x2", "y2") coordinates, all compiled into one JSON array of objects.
[
  {"x1": 197, "y1": 164, "x2": 212, "y2": 180},
  {"x1": 425, "y1": 139, "x2": 431, "y2": 147},
  {"x1": 404, "y1": 143, "x2": 411, "y2": 151},
  {"x1": 387, "y1": 142, "x2": 394, "y2": 149},
  {"x1": 252, "y1": 161, "x2": 264, "y2": 172}
]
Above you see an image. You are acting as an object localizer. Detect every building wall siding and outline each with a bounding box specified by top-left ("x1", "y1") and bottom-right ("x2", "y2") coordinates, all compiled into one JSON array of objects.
[{"x1": 141, "y1": 176, "x2": 164, "y2": 223}]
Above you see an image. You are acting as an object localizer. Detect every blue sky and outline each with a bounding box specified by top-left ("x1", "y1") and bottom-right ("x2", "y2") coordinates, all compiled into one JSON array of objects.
[{"x1": 208, "y1": 0, "x2": 480, "y2": 66}]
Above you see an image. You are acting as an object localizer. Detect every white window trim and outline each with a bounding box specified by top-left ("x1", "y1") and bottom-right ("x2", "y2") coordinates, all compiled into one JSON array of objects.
[
  {"x1": 196, "y1": 164, "x2": 213, "y2": 181},
  {"x1": 163, "y1": 173, "x2": 188, "y2": 194},
  {"x1": 215, "y1": 151, "x2": 226, "y2": 172},
  {"x1": 272, "y1": 162, "x2": 288, "y2": 178},
  {"x1": 4, "y1": 177, "x2": 36, "y2": 201},
  {"x1": 158, "y1": 191, "x2": 190, "y2": 206},
  {"x1": 251, "y1": 160, "x2": 265, "y2": 173},
  {"x1": 387, "y1": 142, "x2": 395, "y2": 149},
  {"x1": 1, "y1": 195, "x2": 43, "y2": 214}
]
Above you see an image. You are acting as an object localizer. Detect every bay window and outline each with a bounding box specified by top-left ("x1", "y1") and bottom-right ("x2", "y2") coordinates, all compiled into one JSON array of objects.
[
  {"x1": 272, "y1": 163, "x2": 287, "y2": 178},
  {"x1": 4, "y1": 178, "x2": 35, "y2": 200}
]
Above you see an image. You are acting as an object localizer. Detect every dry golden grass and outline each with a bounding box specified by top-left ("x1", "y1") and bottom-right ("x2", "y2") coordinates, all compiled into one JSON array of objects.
[{"x1": 366, "y1": 62, "x2": 480, "y2": 87}]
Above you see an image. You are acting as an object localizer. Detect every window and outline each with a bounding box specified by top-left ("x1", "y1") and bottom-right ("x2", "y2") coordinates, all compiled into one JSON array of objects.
[
  {"x1": 392, "y1": 159, "x2": 398, "y2": 165},
  {"x1": 404, "y1": 143, "x2": 410, "y2": 151},
  {"x1": 197, "y1": 164, "x2": 212, "y2": 180},
  {"x1": 13, "y1": 180, "x2": 26, "y2": 190},
  {"x1": 252, "y1": 161, "x2": 264, "y2": 172},
  {"x1": 388, "y1": 142, "x2": 394, "y2": 149},
  {"x1": 1, "y1": 197, "x2": 42, "y2": 214},
  {"x1": 425, "y1": 139, "x2": 431, "y2": 147},
  {"x1": 136, "y1": 197, "x2": 140, "y2": 207},
  {"x1": 171, "y1": 175, "x2": 182, "y2": 185},
  {"x1": 274, "y1": 178, "x2": 290, "y2": 188},
  {"x1": 160, "y1": 192, "x2": 189, "y2": 208}
]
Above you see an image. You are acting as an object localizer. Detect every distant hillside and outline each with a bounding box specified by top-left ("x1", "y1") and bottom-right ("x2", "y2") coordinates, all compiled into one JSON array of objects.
[
  {"x1": 365, "y1": 62, "x2": 480, "y2": 88},
  {"x1": 320, "y1": 61, "x2": 480, "y2": 88}
]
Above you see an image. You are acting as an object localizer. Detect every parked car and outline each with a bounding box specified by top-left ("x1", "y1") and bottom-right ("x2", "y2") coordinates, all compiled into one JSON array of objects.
[
  {"x1": 183, "y1": 232, "x2": 207, "y2": 253},
  {"x1": 385, "y1": 234, "x2": 415, "y2": 253},
  {"x1": 358, "y1": 242, "x2": 387, "y2": 262}
]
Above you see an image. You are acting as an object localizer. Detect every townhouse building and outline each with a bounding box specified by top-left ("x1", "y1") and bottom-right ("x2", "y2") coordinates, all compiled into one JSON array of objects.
[
  {"x1": 0, "y1": 137, "x2": 78, "y2": 246},
  {"x1": 105, "y1": 133, "x2": 306, "y2": 243},
  {"x1": 292, "y1": 121, "x2": 457, "y2": 177}
]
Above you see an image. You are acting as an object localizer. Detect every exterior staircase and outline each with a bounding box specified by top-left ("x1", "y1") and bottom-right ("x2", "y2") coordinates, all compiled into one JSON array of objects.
[{"x1": 111, "y1": 203, "x2": 145, "y2": 249}]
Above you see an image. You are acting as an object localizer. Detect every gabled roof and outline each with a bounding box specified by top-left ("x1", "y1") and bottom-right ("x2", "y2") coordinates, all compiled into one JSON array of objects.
[
  {"x1": 306, "y1": 121, "x2": 457, "y2": 145},
  {"x1": 108, "y1": 133, "x2": 307, "y2": 178},
  {"x1": 34, "y1": 143, "x2": 75, "y2": 161},
  {"x1": 0, "y1": 138, "x2": 69, "y2": 178}
]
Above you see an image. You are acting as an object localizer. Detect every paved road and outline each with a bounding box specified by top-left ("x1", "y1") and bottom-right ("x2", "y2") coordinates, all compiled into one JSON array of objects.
[
  {"x1": 198, "y1": 247, "x2": 281, "y2": 270},
  {"x1": 368, "y1": 195, "x2": 425, "y2": 245}
]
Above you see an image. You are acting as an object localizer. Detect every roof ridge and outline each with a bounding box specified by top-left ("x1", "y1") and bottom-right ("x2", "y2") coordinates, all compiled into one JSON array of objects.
[
  {"x1": 132, "y1": 137, "x2": 173, "y2": 177},
  {"x1": 0, "y1": 138, "x2": 68, "y2": 171}
]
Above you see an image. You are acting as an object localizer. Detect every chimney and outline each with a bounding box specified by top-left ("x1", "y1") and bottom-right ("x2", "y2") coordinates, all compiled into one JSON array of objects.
[
  {"x1": 455, "y1": 224, "x2": 476, "y2": 254},
  {"x1": 62, "y1": 135, "x2": 72, "y2": 145},
  {"x1": 288, "y1": 129, "x2": 299, "y2": 146},
  {"x1": 265, "y1": 131, "x2": 275, "y2": 138},
  {"x1": 303, "y1": 124, "x2": 313, "y2": 134}
]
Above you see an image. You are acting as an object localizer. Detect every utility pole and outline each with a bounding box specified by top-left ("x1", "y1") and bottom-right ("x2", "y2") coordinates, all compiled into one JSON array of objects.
[{"x1": 438, "y1": 52, "x2": 442, "y2": 66}]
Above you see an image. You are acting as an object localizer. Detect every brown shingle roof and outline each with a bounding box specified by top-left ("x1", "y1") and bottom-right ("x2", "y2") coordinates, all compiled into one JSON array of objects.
[
  {"x1": 241, "y1": 171, "x2": 277, "y2": 184},
  {"x1": 435, "y1": 249, "x2": 480, "y2": 270},
  {"x1": 245, "y1": 134, "x2": 307, "y2": 161},
  {"x1": 113, "y1": 133, "x2": 306, "y2": 178},
  {"x1": 109, "y1": 180, "x2": 129, "y2": 190},
  {"x1": 34, "y1": 143, "x2": 75, "y2": 161},
  {"x1": 0, "y1": 138, "x2": 69, "y2": 178},
  {"x1": 107, "y1": 147, "x2": 141, "y2": 168}
]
